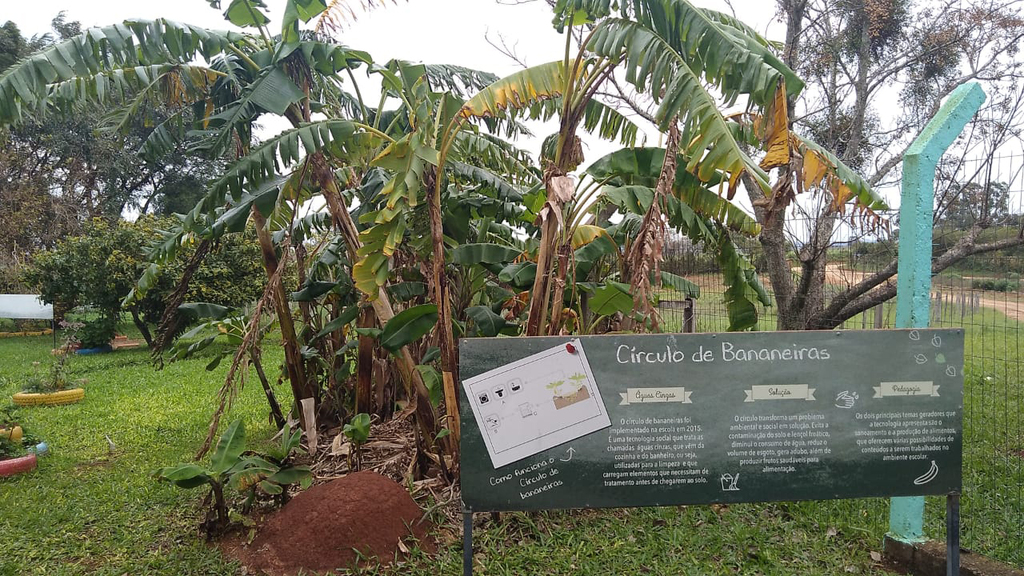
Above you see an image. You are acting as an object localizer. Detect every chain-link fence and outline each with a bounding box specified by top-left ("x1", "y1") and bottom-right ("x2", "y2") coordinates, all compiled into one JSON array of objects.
[{"x1": 657, "y1": 152, "x2": 1023, "y2": 567}]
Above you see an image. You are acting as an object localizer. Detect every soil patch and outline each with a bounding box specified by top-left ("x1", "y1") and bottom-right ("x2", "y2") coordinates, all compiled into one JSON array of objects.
[
  {"x1": 229, "y1": 471, "x2": 433, "y2": 575},
  {"x1": 885, "y1": 537, "x2": 1024, "y2": 576}
]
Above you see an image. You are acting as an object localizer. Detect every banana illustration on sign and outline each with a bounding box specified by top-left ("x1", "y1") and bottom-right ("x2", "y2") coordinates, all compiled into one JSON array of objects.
[{"x1": 913, "y1": 460, "x2": 939, "y2": 485}]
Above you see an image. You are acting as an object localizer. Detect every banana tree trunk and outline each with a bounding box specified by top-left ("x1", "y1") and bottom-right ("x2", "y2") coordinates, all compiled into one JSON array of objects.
[
  {"x1": 356, "y1": 306, "x2": 375, "y2": 414},
  {"x1": 250, "y1": 347, "x2": 286, "y2": 429},
  {"x1": 546, "y1": 244, "x2": 572, "y2": 335},
  {"x1": 426, "y1": 168, "x2": 460, "y2": 457},
  {"x1": 311, "y1": 158, "x2": 439, "y2": 446},
  {"x1": 151, "y1": 239, "x2": 213, "y2": 356},
  {"x1": 525, "y1": 168, "x2": 573, "y2": 336},
  {"x1": 128, "y1": 306, "x2": 154, "y2": 348},
  {"x1": 250, "y1": 208, "x2": 315, "y2": 421}
]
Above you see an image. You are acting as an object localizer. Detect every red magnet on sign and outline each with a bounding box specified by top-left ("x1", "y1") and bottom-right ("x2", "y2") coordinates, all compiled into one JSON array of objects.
[{"x1": 565, "y1": 343, "x2": 576, "y2": 354}]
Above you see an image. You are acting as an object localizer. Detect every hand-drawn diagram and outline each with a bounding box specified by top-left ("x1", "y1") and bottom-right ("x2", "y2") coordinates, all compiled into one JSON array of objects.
[
  {"x1": 548, "y1": 372, "x2": 592, "y2": 410},
  {"x1": 462, "y1": 339, "x2": 611, "y2": 468}
]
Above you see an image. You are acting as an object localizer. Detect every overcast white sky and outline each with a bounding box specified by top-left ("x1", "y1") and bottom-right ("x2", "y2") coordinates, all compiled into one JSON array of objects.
[
  {"x1": 5, "y1": 0, "x2": 780, "y2": 155},
  {"x1": 7, "y1": 1, "x2": 782, "y2": 72},
  {"x1": 8, "y1": 1, "x2": 1017, "y2": 239}
]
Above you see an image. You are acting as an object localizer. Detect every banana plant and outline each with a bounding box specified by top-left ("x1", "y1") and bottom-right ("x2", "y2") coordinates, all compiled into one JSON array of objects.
[
  {"x1": 341, "y1": 57, "x2": 550, "y2": 456},
  {"x1": 155, "y1": 420, "x2": 311, "y2": 533},
  {"x1": 431, "y1": 0, "x2": 799, "y2": 342},
  {"x1": 580, "y1": 146, "x2": 770, "y2": 330},
  {"x1": 723, "y1": 88, "x2": 888, "y2": 219},
  {"x1": 0, "y1": 1, "x2": 459, "y2": 458},
  {"x1": 0, "y1": 0, "x2": 887, "y2": 466}
]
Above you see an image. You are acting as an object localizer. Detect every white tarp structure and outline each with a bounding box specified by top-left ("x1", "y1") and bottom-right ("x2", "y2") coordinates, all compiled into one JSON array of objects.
[{"x1": 0, "y1": 294, "x2": 53, "y2": 320}]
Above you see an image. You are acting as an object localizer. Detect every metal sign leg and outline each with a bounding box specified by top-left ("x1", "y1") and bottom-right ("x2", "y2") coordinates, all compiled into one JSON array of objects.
[
  {"x1": 947, "y1": 493, "x2": 960, "y2": 576},
  {"x1": 463, "y1": 510, "x2": 473, "y2": 576}
]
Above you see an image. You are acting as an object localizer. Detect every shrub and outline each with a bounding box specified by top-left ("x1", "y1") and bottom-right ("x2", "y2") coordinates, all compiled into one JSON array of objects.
[
  {"x1": 78, "y1": 316, "x2": 117, "y2": 349},
  {"x1": 22, "y1": 218, "x2": 265, "y2": 341},
  {"x1": 971, "y1": 278, "x2": 1019, "y2": 292}
]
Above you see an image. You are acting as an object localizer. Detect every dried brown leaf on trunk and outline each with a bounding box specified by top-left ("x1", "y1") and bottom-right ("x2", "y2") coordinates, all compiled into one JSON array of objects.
[
  {"x1": 758, "y1": 82, "x2": 791, "y2": 171},
  {"x1": 627, "y1": 121, "x2": 681, "y2": 332},
  {"x1": 314, "y1": 0, "x2": 399, "y2": 35}
]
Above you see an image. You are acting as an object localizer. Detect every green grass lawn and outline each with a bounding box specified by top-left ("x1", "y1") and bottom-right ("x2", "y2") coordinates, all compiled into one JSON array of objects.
[
  {"x1": 1, "y1": 316, "x2": 1020, "y2": 574},
  {"x1": 949, "y1": 307, "x2": 1024, "y2": 566},
  {"x1": 0, "y1": 334, "x2": 275, "y2": 576}
]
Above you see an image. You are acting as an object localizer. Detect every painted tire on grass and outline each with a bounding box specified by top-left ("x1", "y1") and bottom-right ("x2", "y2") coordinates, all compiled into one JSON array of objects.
[
  {"x1": 0, "y1": 426, "x2": 23, "y2": 442},
  {"x1": 0, "y1": 453, "x2": 37, "y2": 477},
  {"x1": 12, "y1": 388, "x2": 85, "y2": 406},
  {"x1": 0, "y1": 329, "x2": 52, "y2": 338}
]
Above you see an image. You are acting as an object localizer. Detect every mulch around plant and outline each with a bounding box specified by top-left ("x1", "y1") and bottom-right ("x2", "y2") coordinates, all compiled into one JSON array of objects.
[{"x1": 225, "y1": 470, "x2": 434, "y2": 575}]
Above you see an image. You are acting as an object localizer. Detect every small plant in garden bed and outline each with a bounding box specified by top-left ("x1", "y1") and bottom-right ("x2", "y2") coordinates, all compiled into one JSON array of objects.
[
  {"x1": 0, "y1": 405, "x2": 43, "y2": 476},
  {"x1": 0, "y1": 406, "x2": 28, "y2": 460},
  {"x1": 343, "y1": 413, "x2": 371, "y2": 471},
  {"x1": 11, "y1": 321, "x2": 87, "y2": 405},
  {"x1": 155, "y1": 420, "x2": 312, "y2": 535},
  {"x1": 21, "y1": 359, "x2": 74, "y2": 394},
  {"x1": 0, "y1": 435, "x2": 22, "y2": 460}
]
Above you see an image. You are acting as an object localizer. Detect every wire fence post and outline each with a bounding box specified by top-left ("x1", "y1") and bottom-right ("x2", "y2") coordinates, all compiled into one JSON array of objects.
[{"x1": 890, "y1": 81, "x2": 986, "y2": 543}]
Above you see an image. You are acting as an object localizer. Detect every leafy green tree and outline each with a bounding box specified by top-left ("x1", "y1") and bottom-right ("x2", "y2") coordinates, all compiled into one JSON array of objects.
[
  {"x1": 0, "y1": 22, "x2": 27, "y2": 72},
  {"x1": 22, "y1": 218, "x2": 264, "y2": 346},
  {"x1": 939, "y1": 180, "x2": 1013, "y2": 230},
  {"x1": 0, "y1": 14, "x2": 225, "y2": 294}
]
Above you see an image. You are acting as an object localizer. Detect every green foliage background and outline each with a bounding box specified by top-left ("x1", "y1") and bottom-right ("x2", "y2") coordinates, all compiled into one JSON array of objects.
[{"x1": 22, "y1": 218, "x2": 265, "y2": 323}]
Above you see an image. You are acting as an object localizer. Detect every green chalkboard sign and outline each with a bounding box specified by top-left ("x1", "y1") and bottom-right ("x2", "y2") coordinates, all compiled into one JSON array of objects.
[{"x1": 459, "y1": 330, "x2": 963, "y2": 512}]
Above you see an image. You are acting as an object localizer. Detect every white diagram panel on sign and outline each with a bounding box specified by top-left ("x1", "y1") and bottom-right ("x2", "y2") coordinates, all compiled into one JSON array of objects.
[{"x1": 462, "y1": 338, "x2": 611, "y2": 468}]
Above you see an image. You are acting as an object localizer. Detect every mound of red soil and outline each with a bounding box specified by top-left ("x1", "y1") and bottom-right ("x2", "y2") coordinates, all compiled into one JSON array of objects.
[{"x1": 238, "y1": 471, "x2": 432, "y2": 574}]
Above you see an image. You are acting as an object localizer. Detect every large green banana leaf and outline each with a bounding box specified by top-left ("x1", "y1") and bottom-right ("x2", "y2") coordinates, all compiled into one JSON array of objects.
[
  {"x1": 0, "y1": 19, "x2": 245, "y2": 125},
  {"x1": 588, "y1": 18, "x2": 770, "y2": 192},
  {"x1": 585, "y1": 147, "x2": 760, "y2": 235}
]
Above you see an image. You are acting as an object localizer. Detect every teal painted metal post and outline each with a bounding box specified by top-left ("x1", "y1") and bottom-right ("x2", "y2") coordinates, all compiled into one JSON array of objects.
[{"x1": 890, "y1": 82, "x2": 986, "y2": 542}]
